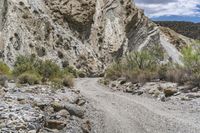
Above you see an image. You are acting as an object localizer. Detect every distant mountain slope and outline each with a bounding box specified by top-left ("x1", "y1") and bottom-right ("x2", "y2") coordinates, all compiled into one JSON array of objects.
[{"x1": 155, "y1": 21, "x2": 200, "y2": 40}]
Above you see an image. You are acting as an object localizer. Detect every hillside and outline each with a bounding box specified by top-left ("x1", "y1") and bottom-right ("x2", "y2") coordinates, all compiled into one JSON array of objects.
[
  {"x1": 0, "y1": 0, "x2": 193, "y2": 76},
  {"x1": 155, "y1": 21, "x2": 200, "y2": 40}
]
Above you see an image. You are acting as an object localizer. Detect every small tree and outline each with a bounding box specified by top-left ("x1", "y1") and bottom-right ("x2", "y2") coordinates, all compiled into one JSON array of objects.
[{"x1": 125, "y1": 50, "x2": 159, "y2": 71}]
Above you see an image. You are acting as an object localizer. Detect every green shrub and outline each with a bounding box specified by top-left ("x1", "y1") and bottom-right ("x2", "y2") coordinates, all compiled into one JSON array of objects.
[
  {"x1": 13, "y1": 55, "x2": 62, "y2": 80},
  {"x1": 105, "y1": 49, "x2": 162, "y2": 83},
  {"x1": 18, "y1": 72, "x2": 42, "y2": 85},
  {"x1": 38, "y1": 60, "x2": 61, "y2": 79},
  {"x1": 0, "y1": 61, "x2": 11, "y2": 75},
  {"x1": 181, "y1": 42, "x2": 200, "y2": 86},
  {"x1": 77, "y1": 71, "x2": 86, "y2": 78},
  {"x1": 13, "y1": 55, "x2": 75, "y2": 87},
  {"x1": 13, "y1": 55, "x2": 41, "y2": 76},
  {"x1": 63, "y1": 66, "x2": 78, "y2": 77},
  {"x1": 182, "y1": 45, "x2": 200, "y2": 73},
  {"x1": 158, "y1": 64, "x2": 168, "y2": 80},
  {"x1": 51, "y1": 78, "x2": 63, "y2": 89},
  {"x1": 105, "y1": 61, "x2": 123, "y2": 80},
  {"x1": 125, "y1": 51, "x2": 157, "y2": 71}
]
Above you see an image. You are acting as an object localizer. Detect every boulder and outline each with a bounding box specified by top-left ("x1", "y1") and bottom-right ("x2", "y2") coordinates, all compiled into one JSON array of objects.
[
  {"x1": 56, "y1": 109, "x2": 70, "y2": 118},
  {"x1": 81, "y1": 120, "x2": 91, "y2": 133},
  {"x1": 164, "y1": 88, "x2": 178, "y2": 97},
  {"x1": 136, "y1": 90, "x2": 144, "y2": 96},
  {"x1": 124, "y1": 87, "x2": 133, "y2": 93},
  {"x1": 178, "y1": 85, "x2": 194, "y2": 93},
  {"x1": 51, "y1": 102, "x2": 65, "y2": 112},
  {"x1": 117, "y1": 77, "x2": 127, "y2": 85},
  {"x1": 186, "y1": 93, "x2": 200, "y2": 99},
  {"x1": 76, "y1": 98, "x2": 86, "y2": 106},
  {"x1": 191, "y1": 87, "x2": 199, "y2": 92},
  {"x1": 64, "y1": 103, "x2": 85, "y2": 118},
  {"x1": 45, "y1": 120, "x2": 66, "y2": 130}
]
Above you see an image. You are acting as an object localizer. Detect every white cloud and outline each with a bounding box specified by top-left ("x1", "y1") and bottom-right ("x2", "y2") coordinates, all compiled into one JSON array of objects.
[{"x1": 135, "y1": 0, "x2": 200, "y2": 18}]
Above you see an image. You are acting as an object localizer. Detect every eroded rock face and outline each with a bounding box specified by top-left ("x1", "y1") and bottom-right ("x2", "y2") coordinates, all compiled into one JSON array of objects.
[
  {"x1": 45, "y1": 0, "x2": 96, "y2": 39},
  {"x1": 0, "y1": 0, "x2": 193, "y2": 75}
]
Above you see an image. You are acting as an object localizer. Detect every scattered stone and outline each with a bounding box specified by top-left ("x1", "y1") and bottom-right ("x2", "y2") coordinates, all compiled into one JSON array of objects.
[
  {"x1": 15, "y1": 123, "x2": 26, "y2": 130},
  {"x1": 17, "y1": 96, "x2": 25, "y2": 101},
  {"x1": 157, "y1": 94, "x2": 166, "y2": 102},
  {"x1": 132, "y1": 90, "x2": 143, "y2": 95},
  {"x1": 81, "y1": 120, "x2": 91, "y2": 133},
  {"x1": 65, "y1": 103, "x2": 85, "y2": 118},
  {"x1": 45, "y1": 120, "x2": 66, "y2": 130},
  {"x1": 124, "y1": 87, "x2": 133, "y2": 93},
  {"x1": 72, "y1": 89, "x2": 80, "y2": 94},
  {"x1": 186, "y1": 93, "x2": 200, "y2": 99},
  {"x1": 137, "y1": 91, "x2": 143, "y2": 96},
  {"x1": 181, "y1": 96, "x2": 191, "y2": 101},
  {"x1": 148, "y1": 88, "x2": 160, "y2": 95},
  {"x1": 35, "y1": 102, "x2": 48, "y2": 110},
  {"x1": 28, "y1": 130, "x2": 37, "y2": 133},
  {"x1": 56, "y1": 109, "x2": 70, "y2": 118},
  {"x1": 178, "y1": 85, "x2": 194, "y2": 93},
  {"x1": 77, "y1": 99, "x2": 86, "y2": 106},
  {"x1": 191, "y1": 87, "x2": 199, "y2": 92},
  {"x1": 173, "y1": 92, "x2": 181, "y2": 96},
  {"x1": 51, "y1": 102, "x2": 65, "y2": 112},
  {"x1": 164, "y1": 87, "x2": 178, "y2": 97},
  {"x1": 117, "y1": 77, "x2": 126, "y2": 85}
]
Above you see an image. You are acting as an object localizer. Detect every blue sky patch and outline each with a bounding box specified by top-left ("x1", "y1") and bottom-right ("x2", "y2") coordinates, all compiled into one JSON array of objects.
[{"x1": 135, "y1": 0, "x2": 200, "y2": 22}]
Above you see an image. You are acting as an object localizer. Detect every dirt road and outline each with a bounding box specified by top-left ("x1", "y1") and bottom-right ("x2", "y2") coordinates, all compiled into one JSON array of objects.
[{"x1": 75, "y1": 78, "x2": 200, "y2": 133}]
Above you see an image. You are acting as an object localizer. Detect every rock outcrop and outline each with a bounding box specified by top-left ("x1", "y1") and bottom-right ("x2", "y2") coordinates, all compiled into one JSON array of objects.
[{"x1": 0, "y1": 0, "x2": 194, "y2": 75}]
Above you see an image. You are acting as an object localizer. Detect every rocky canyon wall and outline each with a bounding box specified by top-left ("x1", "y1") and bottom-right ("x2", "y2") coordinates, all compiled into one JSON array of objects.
[{"x1": 0, "y1": 0, "x2": 193, "y2": 75}]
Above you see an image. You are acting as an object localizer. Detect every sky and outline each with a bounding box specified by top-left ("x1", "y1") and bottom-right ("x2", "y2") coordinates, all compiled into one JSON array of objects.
[{"x1": 134, "y1": 0, "x2": 200, "y2": 23}]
